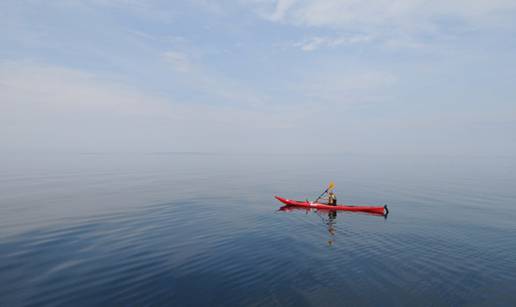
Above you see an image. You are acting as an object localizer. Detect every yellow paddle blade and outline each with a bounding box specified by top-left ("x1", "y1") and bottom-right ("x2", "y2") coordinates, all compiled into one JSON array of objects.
[{"x1": 328, "y1": 181, "x2": 335, "y2": 191}]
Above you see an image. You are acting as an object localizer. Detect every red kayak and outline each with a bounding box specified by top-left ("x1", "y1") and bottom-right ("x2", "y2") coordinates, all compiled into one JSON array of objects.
[{"x1": 275, "y1": 196, "x2": 388, "y2": 215}]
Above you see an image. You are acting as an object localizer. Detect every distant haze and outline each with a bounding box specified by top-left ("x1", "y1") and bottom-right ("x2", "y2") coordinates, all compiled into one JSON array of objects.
[{"x1": 1, "y1": 1, "x2": 515, "y2": 155}]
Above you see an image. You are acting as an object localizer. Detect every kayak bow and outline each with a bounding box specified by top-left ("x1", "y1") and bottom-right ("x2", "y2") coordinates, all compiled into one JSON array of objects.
[{"x1": 275, "y1": 196, "x2": 388, "y2": 215}]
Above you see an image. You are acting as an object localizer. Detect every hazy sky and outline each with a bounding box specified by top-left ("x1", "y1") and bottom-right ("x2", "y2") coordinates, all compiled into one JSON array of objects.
[{"x1": 1, "y1": 0, "x2": 516, "y2": 155}]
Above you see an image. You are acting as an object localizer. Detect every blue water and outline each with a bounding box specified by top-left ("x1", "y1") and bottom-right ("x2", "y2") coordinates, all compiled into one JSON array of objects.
[{"x1": 1, "y1": 153, "x2": 515, "y2": 306}]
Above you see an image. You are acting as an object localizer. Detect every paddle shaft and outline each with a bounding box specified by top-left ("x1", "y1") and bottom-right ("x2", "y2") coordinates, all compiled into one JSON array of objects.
[{"x1": 314, "y1": 189, "x2": 328, "y2": 203}]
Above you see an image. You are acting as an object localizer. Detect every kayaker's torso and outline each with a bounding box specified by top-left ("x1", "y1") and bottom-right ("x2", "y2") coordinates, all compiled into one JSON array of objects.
[{"x1": 328, "y1": 192, "x2": 337, "y2": 206}]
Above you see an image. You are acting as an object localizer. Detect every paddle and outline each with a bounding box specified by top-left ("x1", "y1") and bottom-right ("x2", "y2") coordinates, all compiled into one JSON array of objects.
[{"x1": 314, "y1": 181, "x2": 335, "y2": 203}]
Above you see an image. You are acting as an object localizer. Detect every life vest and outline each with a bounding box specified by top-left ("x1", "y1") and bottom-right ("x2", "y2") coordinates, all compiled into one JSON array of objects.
[{"x1": 329, "y1": 193, "x2": 337, "y2": 205}]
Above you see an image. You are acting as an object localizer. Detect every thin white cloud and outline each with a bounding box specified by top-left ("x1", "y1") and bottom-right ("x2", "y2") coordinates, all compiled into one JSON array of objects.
[
  {"x1": 256, "y1": 0, "x2": 516, "y2": 28},
  {"x1": 270, "y1": 0, "x2": 297, "y2": 21},
  {"x1": 244, "y1": 0, "x2": 516, "y2": 52},
  {"x1": 161, "y1": 51, "x2": 191, "y2": 72},
  {"x1": 295, "y1": 34, "x2": 372, "y2": 51}
]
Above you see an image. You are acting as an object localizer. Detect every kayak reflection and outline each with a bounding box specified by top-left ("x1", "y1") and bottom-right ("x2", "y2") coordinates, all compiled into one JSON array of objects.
[
  {"x1": 278, "y1": 206, "x2": 387, "y2": 246},
  {"x1": 278, "y1": 206, "x2": 388, "y2": 218}
]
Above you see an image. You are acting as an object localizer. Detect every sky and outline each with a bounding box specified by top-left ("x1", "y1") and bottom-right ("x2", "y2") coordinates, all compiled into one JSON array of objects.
[{"x1": 1, "y1": 0, "x2": 516, "y2": 155}]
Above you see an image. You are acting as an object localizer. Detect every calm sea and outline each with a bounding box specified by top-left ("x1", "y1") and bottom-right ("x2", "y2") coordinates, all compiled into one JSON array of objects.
[{"x1": 1, "y1": 153, "x2": 515, "y2": 306}]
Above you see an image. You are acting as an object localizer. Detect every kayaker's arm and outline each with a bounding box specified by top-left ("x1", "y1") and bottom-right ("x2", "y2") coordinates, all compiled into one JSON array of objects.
[{"x1": 314, "y1": 182, "x2": 335, "y2": 203}]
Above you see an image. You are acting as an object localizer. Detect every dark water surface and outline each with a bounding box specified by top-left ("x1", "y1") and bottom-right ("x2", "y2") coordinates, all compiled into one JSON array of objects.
[{"x1": 1, "y1": 153, "x2": 516, "y2": 306}]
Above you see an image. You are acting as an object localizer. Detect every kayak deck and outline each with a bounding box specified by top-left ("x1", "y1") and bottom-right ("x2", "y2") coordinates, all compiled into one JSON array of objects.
[{"x1": 275, "y1": 196, "x2": 388, "y2": 215}]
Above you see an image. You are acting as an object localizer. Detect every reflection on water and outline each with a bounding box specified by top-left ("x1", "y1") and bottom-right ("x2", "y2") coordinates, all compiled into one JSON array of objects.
[
  {"x1": 278, "y1": 206, "x2": 387, "y2": 246},
  {"x1": 326, "y1": 211, "x2": 337, "y2": 246}
]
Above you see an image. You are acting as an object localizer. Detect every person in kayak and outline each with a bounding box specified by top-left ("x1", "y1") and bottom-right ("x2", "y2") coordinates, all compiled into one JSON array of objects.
[{"x1": 327, "y1": 191, "x2": 337, "y2": 206}]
